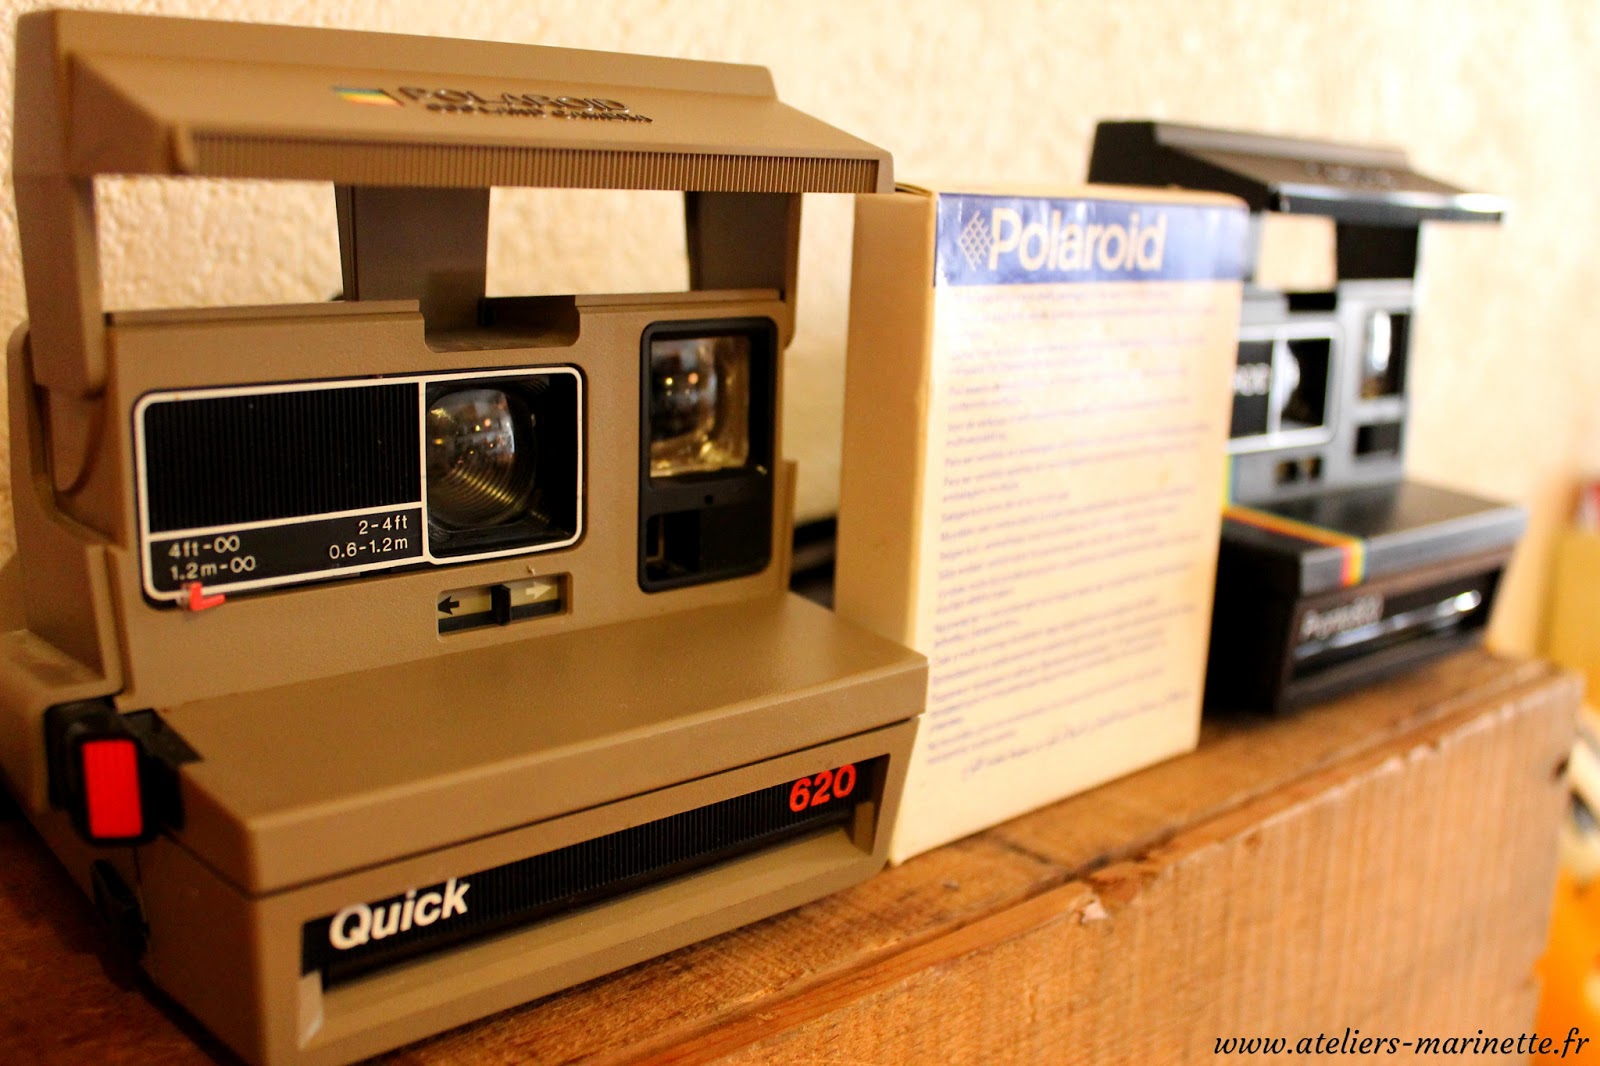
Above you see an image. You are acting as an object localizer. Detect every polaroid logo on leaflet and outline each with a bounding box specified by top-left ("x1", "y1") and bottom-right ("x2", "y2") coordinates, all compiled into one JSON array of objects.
[
  {"x1": 984, "y1": 207, "x2": 1167, "y2": 274},
  {"x1": 936, "y1": 193, "x2": 1247, "y2": 287},
  {"x1": 327, "y1": 877, "x2": 470, "y2": 950}
]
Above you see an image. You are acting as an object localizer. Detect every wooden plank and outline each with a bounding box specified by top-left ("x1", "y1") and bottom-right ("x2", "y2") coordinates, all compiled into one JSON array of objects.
[
  {"x1": 381, "y1": 834, "x2": 1060, "y2": 1063},
  {"x1": 697, "y1": 658, "x2": 1575, "y2": 1064},
  {"x1": 0, "y1": 650, "x2": 1576, "y2": 1064},
  {"x1": 0, "y1": 790, "x2": 224, "y2": 1063},
  {"x1": 993, "y1": 650, "x2": 1552, "y2": 872}
]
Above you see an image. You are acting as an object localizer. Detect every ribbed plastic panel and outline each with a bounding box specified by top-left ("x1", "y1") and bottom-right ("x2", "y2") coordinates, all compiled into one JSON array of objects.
[
  {"x1": 141, "y1": 384, "x2": 419, "y2": 533},
  {"x1": 190, "y1": 135, "x2": 882, "y2": 193}
]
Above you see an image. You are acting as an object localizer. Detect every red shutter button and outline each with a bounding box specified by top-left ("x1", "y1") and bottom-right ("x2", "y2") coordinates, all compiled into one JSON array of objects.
[
  {"x1": 79, "y1": 738, "x2": 145, "y2": 842},
  {"x1": 44, "y1": 701, "x2": 191, "y2": 847}
]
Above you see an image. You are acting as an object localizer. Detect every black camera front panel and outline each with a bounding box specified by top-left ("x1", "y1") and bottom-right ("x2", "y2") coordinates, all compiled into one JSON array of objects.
[
  {"x1": 1228, "y1": 316, "x2": 1341, "y2": 456},
  {"x1": 1228, "y1": 279, "x2": 1413, "y2": 505},
  {"x1": 134, "y1": 366, "x2": 583, "y2": 602}
]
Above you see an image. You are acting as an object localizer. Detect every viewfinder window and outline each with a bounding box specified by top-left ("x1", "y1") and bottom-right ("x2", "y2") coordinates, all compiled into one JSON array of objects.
[
  {"x1": 1360, "y1": 311, "x2": 1409, "y2": 398},
  {"x1": 648, "y1": 335, "x2": 751, "y2": 478},
  {"x1": 638, "y1": 320, "x2": 775, "y2": 592}
]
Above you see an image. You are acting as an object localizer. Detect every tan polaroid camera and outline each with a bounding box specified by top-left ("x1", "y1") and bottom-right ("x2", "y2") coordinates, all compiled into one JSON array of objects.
[{"x1": 0, "y1": 11, "x2": 925, "y2": 1064}]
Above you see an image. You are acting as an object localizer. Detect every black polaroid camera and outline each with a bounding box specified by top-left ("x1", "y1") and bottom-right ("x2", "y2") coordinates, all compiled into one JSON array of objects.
[{"x1": 1090, "y1": 121, "x2": 1521, "y2": 714}]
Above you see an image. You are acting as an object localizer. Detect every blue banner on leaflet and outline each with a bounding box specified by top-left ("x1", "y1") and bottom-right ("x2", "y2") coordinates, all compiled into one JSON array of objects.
[{"x1": 935, "y1": 192, "x2": 1248, "y2": 287}]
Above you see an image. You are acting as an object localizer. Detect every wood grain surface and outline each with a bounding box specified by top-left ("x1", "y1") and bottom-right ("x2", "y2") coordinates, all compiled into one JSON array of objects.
[{"x1": 0, "y1": 649, "x2": 1577, "y2": 1064}]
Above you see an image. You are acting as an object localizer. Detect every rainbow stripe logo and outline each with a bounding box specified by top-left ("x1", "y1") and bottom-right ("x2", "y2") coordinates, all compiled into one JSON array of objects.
[
  {"x1": 333, "y1": 87, "x2": 401, "y2": 107},
  {"x1": 1224, "y1": 504, "x2": 1368, "y2": 587}
]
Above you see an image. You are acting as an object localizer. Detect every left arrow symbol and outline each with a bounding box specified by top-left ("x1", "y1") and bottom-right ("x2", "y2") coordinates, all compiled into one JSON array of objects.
[{"x1": 439, "y1": 596, "x2": 460, "y2": 615}]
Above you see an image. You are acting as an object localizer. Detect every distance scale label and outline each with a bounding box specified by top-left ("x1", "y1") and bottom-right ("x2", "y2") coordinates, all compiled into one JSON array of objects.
[{"x1": 146, "y1": 506, "x2": 425, "y2": 595}]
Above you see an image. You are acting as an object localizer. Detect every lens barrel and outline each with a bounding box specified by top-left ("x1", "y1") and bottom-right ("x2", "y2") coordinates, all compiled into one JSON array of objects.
[
  {"x1": 426, "y1": 388, "x2": 539, "y2": 530},
  {"x1": 424, "y1": 373, "x2": 582, "y2": 559}
]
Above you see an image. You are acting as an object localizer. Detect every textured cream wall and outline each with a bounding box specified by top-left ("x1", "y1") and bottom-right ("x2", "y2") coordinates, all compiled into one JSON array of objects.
[{"x1": 0, "y1": 0, "x2": 1595, "y2": 657}]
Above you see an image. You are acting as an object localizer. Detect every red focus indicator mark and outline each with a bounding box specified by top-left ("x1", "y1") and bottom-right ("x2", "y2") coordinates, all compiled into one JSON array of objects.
[
  {"x1": 184, "y1": 582, "x2": 226, "y2": 611},
  {"x1": 80, "y1": 738, "x2": 144, "y2": 841},
  {"x1": 788, "y1": 762, "x2": 859, "y2": 813}
]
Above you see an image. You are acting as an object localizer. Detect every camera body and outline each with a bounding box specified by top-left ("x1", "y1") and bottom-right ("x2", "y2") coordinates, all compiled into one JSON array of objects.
[
  {"x1": 1090, "y1": 122, "x2": 1523, "y2": 714},
  {"x1": 0, "y1": 12, "x2": 924, "y2": 1064}
]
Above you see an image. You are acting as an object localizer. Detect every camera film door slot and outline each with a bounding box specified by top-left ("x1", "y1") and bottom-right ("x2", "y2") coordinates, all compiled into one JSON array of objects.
[
  {"x1": 1206, "y1": 481, "x2": 1521, "y2": 712},
  {"x1": 133, "y1": 366, "x2": 583, "y2": 602},
  {"x1": 1291, "y1": 580, "x2": 1489, "y2": 678},
  {"x1": 300, "y1": 756, "x2": 883, "y2": 989},
  {"x1": 1210, "y1": 550, "x2": 1505, "y2": 713}
]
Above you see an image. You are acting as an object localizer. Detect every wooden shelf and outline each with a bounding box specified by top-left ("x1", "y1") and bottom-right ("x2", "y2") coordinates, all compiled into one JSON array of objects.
[{"x1": 0, "y1": 649, "x2": 1577, "y2": 1063}]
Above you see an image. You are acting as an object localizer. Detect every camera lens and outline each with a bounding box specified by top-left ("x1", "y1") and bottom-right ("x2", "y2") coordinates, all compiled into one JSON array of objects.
[
  {"x1": 649, "y1": 335, "x2": 751, "y2": 477},
  {"x1": 426, "y1": 388, "x2": 537, "y2": 530}
]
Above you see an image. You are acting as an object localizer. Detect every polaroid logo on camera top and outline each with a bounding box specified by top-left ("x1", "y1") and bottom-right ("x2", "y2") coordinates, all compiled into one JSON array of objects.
[
  {"x1": 327, "y1": 877, "x2": 471, "y2": 951},
  {"x1": 936, "y1": 193, "x2": 1248, "y2": 288},
  {"x1": 331, "y1": 85, "x2": 653, "y2": 122}
]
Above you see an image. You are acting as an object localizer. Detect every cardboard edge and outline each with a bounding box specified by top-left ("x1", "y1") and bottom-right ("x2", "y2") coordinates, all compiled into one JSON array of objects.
[{"x1": 835, "y1": 190, "x2": 937, "y2": 653}]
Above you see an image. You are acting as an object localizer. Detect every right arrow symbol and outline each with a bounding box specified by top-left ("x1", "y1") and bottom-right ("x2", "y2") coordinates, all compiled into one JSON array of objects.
[{"x1": 438, "y1": 596, "x2": 460, "y2": 616}]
